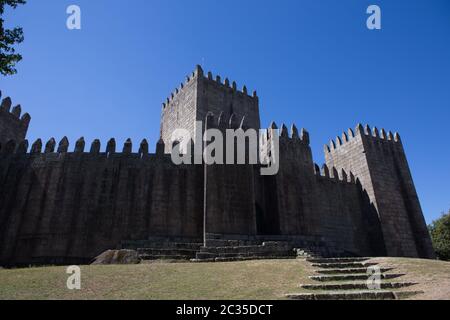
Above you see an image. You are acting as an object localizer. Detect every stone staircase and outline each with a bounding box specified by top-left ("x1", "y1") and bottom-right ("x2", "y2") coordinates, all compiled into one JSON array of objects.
[
  {"x1": 285, "y1": 257, "x2": 423, "y2": 300},
  {"x1": 191, "y1": 233, "x2": 359, "y2": 262},
  {"x1": 191, "y1": 233, "x2": 351, "y2": 262},
  {"x1": 119, "y1": 233, "x2": 363, "y2": 264},
  {"x1": 192, "y1": 241, "x2": 297, "y2": 263},
  {"x1": 120, "y1": 240, "x2": 202, "y2": 261},
  {"x1": 119, "y1": 234, "x2": 354, "y2": 263}
]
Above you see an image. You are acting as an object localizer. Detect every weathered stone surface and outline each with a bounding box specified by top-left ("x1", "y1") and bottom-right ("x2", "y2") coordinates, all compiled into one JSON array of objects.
[
  {"x1": 300, "y1": 282, "x2": 417, "y2": 291},
  {"x1": 325, "y1": 127, "x2": 435, "y2": 259},
  {"x1": 286, "y1": 291, "x2": 398, "y2": 301},
  {"x1": 91, "y1": 250, "x2": 141, "y2": 265},
  {"x1": 160, "y1": 67, "x2": 260, "y2": 153},
  {"x1": 315, "y1": 267, "x2": 394, "y2": 275},
  {"x1": 309, "y1": 273, "x2": 405, "y2": 282},
  {"x1": 311, "y1": 262, "x2": 379, "y2": 269},
  {"x1": 307, "y1": 257, "x2": 369, "y2": 264}
]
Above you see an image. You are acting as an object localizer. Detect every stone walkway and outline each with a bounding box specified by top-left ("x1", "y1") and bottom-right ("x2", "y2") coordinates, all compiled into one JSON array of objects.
[{"x1": 285, "y1": 257, "x2": 423, "y2": 300}]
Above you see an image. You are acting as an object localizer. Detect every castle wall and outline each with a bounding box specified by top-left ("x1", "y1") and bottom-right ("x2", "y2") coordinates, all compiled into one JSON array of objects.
[
  {"x1": 0, "y1": 129, "x2": 421, "y2": 265},
  {"x1": 254, "y1": 125, "x2": 384, "y2": 257},
  {"x1": 309, "y1": 171, "x2": 386, "y2": 256},
  {"x1": 201, "y1": 114, "x2": 260, "y2": 236},
  {"x1": 325, "y1": 125, "x2": 435, "y2": 259},
  {"x1": 0, "y1": 137, "x2": 265, "y2": 266},
  {"x1": 0, "y1": 96, "x2": 30, "y2": 145},
  {"x1": 206, "y1": 164, "x2": 258, "y2": 235},
  {"x1": 0, "y1": 140, "x2": 204, "y2": 266}
]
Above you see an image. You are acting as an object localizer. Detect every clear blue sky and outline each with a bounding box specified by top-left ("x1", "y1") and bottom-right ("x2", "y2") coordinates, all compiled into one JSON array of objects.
[{"x1": 2, "y1": 0, "x2": 449, "y2": 223}]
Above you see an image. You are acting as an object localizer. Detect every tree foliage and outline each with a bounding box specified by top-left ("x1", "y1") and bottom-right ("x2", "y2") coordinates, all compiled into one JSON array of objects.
[
  {"x1": 0, "y1": 0, "x2": 26, "y2": 76},
  {"x1": 429, "y1": 210, "x2": 450, "y2": 261}
]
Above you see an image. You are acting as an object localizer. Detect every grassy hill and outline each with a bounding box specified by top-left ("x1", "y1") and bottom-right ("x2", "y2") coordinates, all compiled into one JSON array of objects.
[{"x1": 0, "y1": 258, "x2": 449, "y2": 300}]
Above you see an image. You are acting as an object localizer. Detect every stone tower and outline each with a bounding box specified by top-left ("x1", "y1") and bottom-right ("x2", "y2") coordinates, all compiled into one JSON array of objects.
[
  {"x1": 0, "y1": 93, "x2": 30, "y2": 145},
  {"x1": 160, "y1": 65, "x2": 260, "y2": 152},
  {"x1": 325, "y1": 125, "x2": 435, "y2": 259}
]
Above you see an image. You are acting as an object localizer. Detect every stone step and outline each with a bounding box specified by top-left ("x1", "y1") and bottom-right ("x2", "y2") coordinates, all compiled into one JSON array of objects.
[
  {"x1": 295, "y1": 249, "x2": 332, "y2": 259},
  {"x1": 197, "y1": 243, "x2": 296, "y2": 260},
  {"x1": 285, "y1": 290, "x2": 423, "y2": 301},
  {"x1": 199, "y1": 245, "x2": 292, "y2": 254},
  {"x1": 262, "y1": 241, "x2": 290, "y2": 247},
  {"x1": 300, "y1": 282, "x2": 417, "y2": 291},
  {"x1": 205, "y1": 233, "x2": 226, "y2": 240},
  {"x1": 311, "y1": 262, "x2": 379, "y2": 269},
  {"x1": 195, "y1": 252, "x2": 216, "y2": 260},
  {"x1": 204, "y1": 239, "x2": 290, "y2": 248},
  {"x1": 137, "y1": 248, "x2": 197, "y2": 256},
  {"x1": 307, "y1": 257, "x2": 369, "y2": 264},
  {"x1": 191, "y1": 256, "x2": 296, "y2": 263},
  {"x1": 196, "y1": 251, "x2": 295, "y2": 260},
  {"x1": 198, "y1": 250, "x2": 295, "y2": 257},
  {"x1": 190, "y1": 258, "x2": 216, "y2": 263},
  {"x1": 139, "y1": 254, "x2": 193, "y2": 261},
  {"x1": 315, "y1": 267, "x2": 394, "y2": 275},
  {"x1": 122, "y1": 241, "x2": 202, "y2": 250},
  {"x1": 215, "y1": 256, "x2": 295, "y2": 262},
  {"x1": 205, "y1": 239, "x2": 266, "y2": 247},
  {"x1": 309, "y1": 273, "x2": 405, "y2": 282}
]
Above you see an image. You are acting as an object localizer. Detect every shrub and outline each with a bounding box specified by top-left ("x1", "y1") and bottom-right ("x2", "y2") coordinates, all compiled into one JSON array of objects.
[{"x1": 429, "y1": 211, "x2": 450, "y2": 261}]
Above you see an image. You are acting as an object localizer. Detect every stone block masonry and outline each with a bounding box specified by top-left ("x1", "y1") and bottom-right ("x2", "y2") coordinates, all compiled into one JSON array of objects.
[
  {"x1": 0, "y1": 66, "x2": 435, "y2": 266},
  {"x1": 325, "y1": 125, "x2": 435, "y2": 259},
  {"x1": 161, "y1": 66, "x2": 260, "y2": 153},
  {"x1": 0, "y1": 139, "x2": 204, "y2": 266}
]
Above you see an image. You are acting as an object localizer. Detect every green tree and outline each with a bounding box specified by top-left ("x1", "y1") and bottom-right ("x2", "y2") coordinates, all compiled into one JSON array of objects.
[
  {"x1": 429, "y1": 210, "x2": 450, "y2": 261},
  {"x1": 0, "y1": 0, "x2": 26, "y2": 76}
]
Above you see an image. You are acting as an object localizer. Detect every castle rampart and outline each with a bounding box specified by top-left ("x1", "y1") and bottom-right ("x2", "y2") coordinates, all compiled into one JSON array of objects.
[
  {"x1": 0, "y1": 67, "x2": 435, "y2": 265},
  {"x1": 0, "y1": 137, "x2": 204, "y2": 265}
]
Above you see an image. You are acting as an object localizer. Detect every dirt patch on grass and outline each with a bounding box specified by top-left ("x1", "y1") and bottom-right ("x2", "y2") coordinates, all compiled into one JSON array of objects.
[{"x1": 370, "y1": 257, "x2": 450, "y2": 300}]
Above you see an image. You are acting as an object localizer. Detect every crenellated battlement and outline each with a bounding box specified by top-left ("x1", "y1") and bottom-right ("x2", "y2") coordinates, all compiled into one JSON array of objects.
[
  {"x1": 324, "y1": 123, "x2": 402, "y2": 154},
  {"x1": 203, "y1": 66, "x2": 258, "y2": 100},
  {"x1": 0, "y1": 91, "x2": 31, "y2": 146},
  {"x1": 269, "y1": 122, "x2": 310, "y2": 145},
  {"x1": 0, "y1": 92, "x2": 30, "y2": 125},
  {"x1": 162, "y1": 65, "x2": 203, "y2": 110},
  {"x1": 0, "y1": 92, "x2": 31, "y2": 126},
  {"x1": 162, "y1": 66, "x2": 258, "y2": 111},
  {"x1": 314, "y1": 163, "x2": 357, "y2": 184},
  {"x1": 0, "y1": 137, "x2": 168, "y2": 158}
]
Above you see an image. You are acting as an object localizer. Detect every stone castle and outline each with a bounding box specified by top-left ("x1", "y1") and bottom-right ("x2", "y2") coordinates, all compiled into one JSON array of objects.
[{"x1": 0, "y1": 66, "x2": 435, "y2": 266}]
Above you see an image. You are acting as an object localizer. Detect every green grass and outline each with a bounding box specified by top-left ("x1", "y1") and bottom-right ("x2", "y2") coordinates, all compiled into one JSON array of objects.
[
  {"x1": 0, "y1": 258, "x2": 449, "y2": 300},
  {"x1": 0, "y1": 260, "x2": 309, "y2": 300}
]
